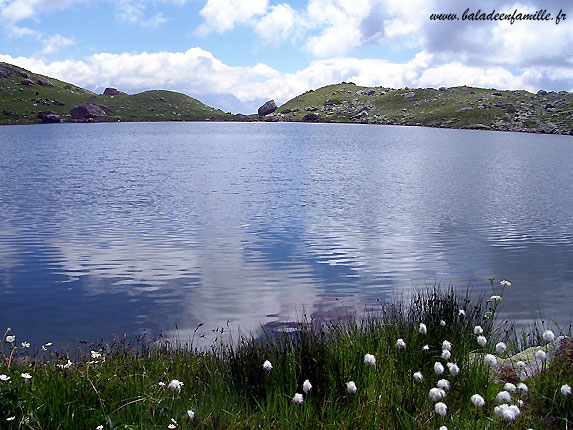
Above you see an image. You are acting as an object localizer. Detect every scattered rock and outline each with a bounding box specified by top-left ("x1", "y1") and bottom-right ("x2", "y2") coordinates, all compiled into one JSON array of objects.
[
  {"x1": 37, "y1": 78, "x2": 54, "y2": 87},
  {"x1": 545, "y1": 103, "x2": 555, "y2": 109},
  {"x1": 301, "y1": 113, "x2": 320, "y2": 122},
  {"x1": 37, "y1": 111, "x2": 61, "y2": 123},
  {"x1": 492, "y1": 92, "x2": 502, "y2": 96},
  {"x1": 2, "y1": 109, "x2": 13, "y2": 115},
  {"x1": 103, "y1": 87, "x2": 126, "y2": 96},
  {"x1": 536, "y1": 89, "x2": 548, "y2": 96},
  {"x1": 21, "y1": 78, "x2": 36, "y2": 86},
  {"x1": 258, "y1": 100, "x2": 277, "y2": 116},
  {"x1": 438, "y1": 87, "x2": 447, "y2": 91},
  {"x1": 305, "y1": 106, "x2": 318, "y2": 111},
  {"x1": 52, "y1": 100, "x2": 65, "y2": 106},
  {"x1": 403, "y1": 92, "x2": 416, "y2": 100},
  {"x1": 69, "y1": 103, "x2": 108, "y2": 120}
]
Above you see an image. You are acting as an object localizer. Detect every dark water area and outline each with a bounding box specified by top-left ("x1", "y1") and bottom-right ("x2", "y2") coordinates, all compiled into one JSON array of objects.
[{"x1": 1, "y1": 122, "x2": 572, "y2": 348}]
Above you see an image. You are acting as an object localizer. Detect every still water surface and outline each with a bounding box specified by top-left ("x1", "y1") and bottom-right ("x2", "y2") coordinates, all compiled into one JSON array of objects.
[{"x1": 1, "y1": 122, "x2": 572, "y2": 347}]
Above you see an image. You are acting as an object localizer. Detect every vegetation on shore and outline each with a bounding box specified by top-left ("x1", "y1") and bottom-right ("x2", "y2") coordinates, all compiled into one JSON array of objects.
[{"x1": 1, "y1": 283, "x2": 571, "y2": 429}]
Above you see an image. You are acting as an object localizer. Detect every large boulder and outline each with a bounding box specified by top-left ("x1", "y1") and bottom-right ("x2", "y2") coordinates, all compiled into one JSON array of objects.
[
  {"x1": 258, "y1": 100, "x2": 277, "y2": 116},
  {"x1": 21, "y1": 78, "x2": 36, "y2": 86},
  {"x1": 37, "y1": 111, "x2": 61, "y2": 123},
  {"x1": 103, "y1": 87, "x2": 126, "y2": 96},
  {"x1": 69, "y1": 103, "x2": 108, "y2": 120},
  {"x1": 37, "y1": 78, "x2": 54, "y2": 87}
]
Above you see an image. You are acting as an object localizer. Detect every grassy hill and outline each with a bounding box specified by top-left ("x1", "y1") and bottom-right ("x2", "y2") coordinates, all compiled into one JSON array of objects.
[
  {"x1": 0, "y1": 62, "x2": 243, "y2": 125},
  {"x1": 268, "y1": 83, "x2": 573, "y2": 135}
]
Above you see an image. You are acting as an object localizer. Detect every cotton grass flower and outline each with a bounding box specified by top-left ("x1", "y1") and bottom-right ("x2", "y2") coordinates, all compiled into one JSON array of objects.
[
  {"x1": 0, "y1": 374, "x2": 10, "y2": 382},
  {"x1": 477, "y1": 336, "x2": 487, "y2": 347},
  {"x1": 516, "y1": 360, "x2": 526, "y2": 368},
  {"x1": 495, "y1": 342, "x2": 507, "y2": 354},
  {"x1": 489, "y1": 295, "x2": 502, "y2": 303},
  {"x1": 517, "y1": 383, "x2": 528, "y2": 393},
  {"x1": 561, "y1": 384, "x2": 571, "y2": 396},
  {"x1": 484, "y1": 354, "x2": 497, "y2": 366},
  {"x1": 422, "y1": 344, "x2": 430, "y2": 352},
  {"x1": 534, "y1": 349, "x2": 546, "y2": 362},
  {"x1": 5, "y1": 335, "x2": 15, "y2": 343},
  {"x1": 57, "y1": 359, "x2": 73, "y2": 369},
  {"x1": 7, "y1": 417, "x2": 15, "y2": 422},
  {"x1": 96, "y1": 426, "x2": 103, "y2": 430},
  {"x1": 471, "y1": 393, "x2": 485, "y2": 407},
  {"x1": 440, "y1": 320, "x2": 446, "y2": 327},
  {"x1": 441, "y1": 350, "x2": 451, "y2": 360},
  {"x1": 413, "y1": 371, "x2": 423, "y2": 382},
  {"x1": 500, "y1": 280, "x2": 511, "y2": 287},
  {"x1": 542, "y1": 330, "x2": 555, "y2": 343},
  {"x1": 437, "y1": 379, "x2": 450, "y2": 390},
  {"x1": 303, "y1": 379, "x2": 312, "y2": 393},
  {"x1": 364, "y1": 353, "x2": 376, "y2": 367},
  {"x1": 292, "y1": 393, "x2": 304, "y2": 404},
  {"x1": 346, "y1": 381, "x2": 357, "y2": 393},
  {"x1": 434, "y1": 362, "x2": 445, "y2": 375},
  {"x1": 262, "y1": 360, "x2": 273, "y2": 371},
  {"x1": 474, "y1": 325, "x2": 484, "y2": 335},
  {"x1": 187, "y1": 410, "x2": 195, "y2": 420},
  {"x1": 496, "y1": 390, "x2": 512, "y2": 403},
  {"x1": 434, "y1": 401, "x2": 447, "y2": 417},
  {"x1": 396, "y1": 338, "x2": 406, "y2": 349},
  {"x1": 21, "y1": 372, "x2": 32, "y2": 379},
  {"x1": 419, "y1": 323, "x2": 427, "y2": 334},
  {"x1": 447, "y1": 362, "x2": 460, "y2": 376},
  {"x1": 494, "y1": 404, "x2": 520, "y2": 421},
  {"x1": 442, "y1": 340, "x2": 452, "y2": 351},
  {"x1": 21, "y1": 341, "x2": 30, "y2": 348},
  {"x1": 168, "y1": 379, "x2": 184, "y2": 393},
  {"x1": 429, "y1": 388, "x2": 447, "y2": 401},
  {"x1": 504, "y1": 383, "x2": 516, "y2": 392},
  {"x1": 458, "y1": 309, "x2": 466, "y2": 317},
  {"x1": 168, "y1": 424, "x2": 176, "y2": 429},
  {"x1": 439, "y1": 427, "x2": 448, "y2": 430},
  {"x1": 90, "y1": 351, "x2": 102, "y2": 359}
]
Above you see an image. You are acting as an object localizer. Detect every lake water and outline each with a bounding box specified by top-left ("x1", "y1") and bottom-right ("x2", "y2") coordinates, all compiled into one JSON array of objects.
[{"x1": 1, "y1": 122, "x2": 572, "y2": 348}]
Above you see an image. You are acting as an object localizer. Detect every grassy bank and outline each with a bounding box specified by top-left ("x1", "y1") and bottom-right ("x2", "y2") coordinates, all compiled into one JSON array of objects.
[{"x1": 1, "y1": 284, "x2": 571, "y2": 429}]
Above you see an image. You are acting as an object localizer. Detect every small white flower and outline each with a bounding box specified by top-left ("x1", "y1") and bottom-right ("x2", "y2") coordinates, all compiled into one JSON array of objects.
[
  {"x1": 494, "y1": 403, "x2": 520, "y2": 421},
  {"x1": 292, "y1": 393, "x2": 304, "y2": 404},
  {"x1": 5, "y1": 335, "x2": 15, "y2": 343},
  {"x1": 500, "y1": 280, "x2": 511, "y2": 287},
  {"x1": 187, "y1": 409, "x2": 195, "y2": 420},
  {"x1": 45, "y1": 342, "x2": 52, "y2": 346},
  {"x1": 441, "y1": 350, "x2": 451, "y2": 360},
  {"x1": 429, "y1": 387, "x2": 447, "y2": 401},
  {"x1": 496, "y1": 390, "x2": 512, "y2": 403},
  {"x1": 434, "y1": 362, "x2": 445, "y2": 375},
  {"x1": 413, "y1": 371, "x2": 423, "y2": 382},
  {"x1": 495, "y1": 342, "x2": 507, "y2": 355},
  {"x1": 96, "y1": 426, "x2": 104, "y2": 430},
  {"x1": 7, "y1": 417, "x2": 16, "y2": 421},
  {"x1": 168, "y1": 379, "x2": 184, "y2": 392},
  {"x1": 458, "y1": 309, "x2": 466, "y2": 317},
  {"x1": 21, "y1": 372, "x2": 32, "y2": 379},
  {"x1": 489, "y1": 295, "x2": 502, "y2": 303},
  {"x1": 158, "y1": 382, "x2": 166, "y2": 387},
  {"x1": 419, "y1": 323, "x2": 427, "y2": 334},
  {"x1": 440, "y1": 320, "x2": 446, "y2": 327},
  {"x1": 442, "y1": 340, "x2": 452, "y2": 351},
  {"x1": 364, "y1": 353, "x2": 376, "y2": 367},
  {"x1": 90, "y1": 351, "x2": 102, "y2": 359},
  {"x1": 447, "y1": 362, "x2": 460, "y2": 376},
  {"x1": 542, "y1": 330, "x2": 555, "y2": 343},
  {"x1": 477, "y1": 336, "x2": 487, "y2": 347},
  {"x1": 534, "y1": 349, "x2": 546, "y2": 362},
  {"x1": 516, "y1": 360, "x2": 526, "y2": 368},
  {"x1": 168, "y1": 424, "x2": 176, "y2": 429},
  {"x1": 58, "y1": 359, "x2": 73, "y2": 369},
  {"x1": 437, "y1": 379, "x2": 450, "y2": 390},
  {"x1": 395, "y1": 338, "x2": 406, "y2": 349},
  {"x1": 303, "y1": 379, "x2": 312, "y2": 393},
  {"x1": 21, "y1": 341, "x2": 30, "y2": 348},
  {"x1": 262, "y1": 360, "x2": 273, "y2": 371},
  {"x1": 346, "y1": 381, "x2": 357, "y2": 394},
  {"x1": 561, "y1": 384, "x2": 571, "y2": 396},
  {"x1": 504, "y1": 382, "x2": 516, "y2": 392},
  {"x1": 474, "y1": 325, "x2": 484, "y2": 335},
  {"x1": 422, "y1": 344, "x2": 430, "y2": 352},
  {"x1": 484, "y1": 354, "x2": 497, "y2": 367},
  {"x1": 0, "y1": 374, "x2": 10, "y2": 382},
  {"x1": 517, "y1": 382, "x2": 528, "y2": 393},
  {"x1": 439, "y1": 427, "x2": 448, "y2": 430},
  {"x1": 471, "y1": 393, "x2": 485, "y2": 407},
  {"x1": 434, "y1": 401, "x2": 447, "y2": 417}
]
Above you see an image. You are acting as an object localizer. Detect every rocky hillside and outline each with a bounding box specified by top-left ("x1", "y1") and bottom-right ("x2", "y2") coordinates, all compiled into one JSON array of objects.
[
  {"x1": 265, "y1": 83, "x2": 573, "y2": 135},
  {"x1": 0, "y1": 62, "x2": 241, "y2": 125}
]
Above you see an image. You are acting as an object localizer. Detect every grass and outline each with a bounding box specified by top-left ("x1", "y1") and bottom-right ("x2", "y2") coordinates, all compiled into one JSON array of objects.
[{"x1": 1, "y1": 285, "x2": 572, "y2": 429}]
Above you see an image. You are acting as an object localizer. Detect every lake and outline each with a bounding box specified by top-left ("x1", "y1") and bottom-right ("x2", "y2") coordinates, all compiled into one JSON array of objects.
[{"x1": 1, "y1": 122, "x2": 572, "y2": 348}]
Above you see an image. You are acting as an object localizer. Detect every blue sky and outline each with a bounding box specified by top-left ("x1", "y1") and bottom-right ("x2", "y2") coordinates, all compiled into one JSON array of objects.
[{"x1": 1, "y1": 0, "x2": 572, "y2": 113}]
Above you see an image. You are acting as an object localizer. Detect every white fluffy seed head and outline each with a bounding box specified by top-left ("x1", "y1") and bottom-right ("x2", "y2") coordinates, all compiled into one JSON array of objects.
[
  {"x1": 496, "y1": 390, "x2": 512, "y2": 403},
  {"x1": 535, "y1": 349, "x2": 546, "y2": 361},
  {"x1": 471, "y1": 393, "x2": 485, "y2": 407},
  {"x1": 168, "y1": 380, "x2": 183, "y2": 393},
  {"x1": 447, "y1": 362, "x2": 460, "y2": 376},
  {"x1": 484, "y1": 354, "x2": 497, "y2": 367},
  {"x1": 477, "y1": 336, "x2": 487, "y2": 347},
  {"x1": 517, "y1": 383, "x2": 528, "y2": 393},
  {"x1": 442, "y1": 340, "x2": 452, "y2": 351},
  {"x1": 458, "y1": 309, "x2": 466, "y2": 317},
  {"x1": 441, "y1": 350, "x2": 451, "y2": 360},
  {"x1": 419, "y1": 323, "x2": 427, "y2": 335},
  {"x1": 364, "y1": 353, "x2": 376, "y2": 366},
  {"x1": 434, "y1": 402, "x2": 447, "y2": 417},
  {"x1": 434, "y1": 362, "x2": 445, "y2": 375},
  {"x1": 422, "y1": 344, "x2": 430, "y2": 352},
  {"x1": 504, "y1": 383, "x2": 516, "y2": 392},
  {"x1": 561, "y1": 384, "x2": 571, "y2": 396},
  {"x1": 396, "y1": 338, "x2": 406, "y2": 349},
  {"x1": 437, "y1": 379, "x2": 450, "y2": 390},
  {"x1": 543, "y1": 330, "x2": 555, "y2": 343},
  {"x1": 494, "y1": 404, "x2": 520, "y2": 421},
  {"x1": 292, "y1": 393, "x2": 304, "y2": 404},
  {"x1": 440, "y1": 320, "x2": 446, "y2": 327},
  {"x1": 262, "y1": 360, "x2": 273, "y2": 371},
  {"x1": 413, "y1": 371, "x2": 423, "y2": 382},
  {"x1": 346, "y1": 381, "x2": 357, "y2": 394},
  {"x1": 474, "y1": 325, "x2": 484, "y2": 335},
  {"x1": 429, "y1": 387, "x2": 447, "y2": 402},
  {"x1": 495, "y1": 342, "x2": 507, "y2": 354},
  {"x1": 303, "y1": 379, "x2": 312, "y2": 393}
]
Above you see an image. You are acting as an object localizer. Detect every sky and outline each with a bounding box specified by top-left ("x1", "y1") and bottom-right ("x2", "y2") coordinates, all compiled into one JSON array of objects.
[{"x1": 0, "y1": 0, "x2": 572, "y2": 113}]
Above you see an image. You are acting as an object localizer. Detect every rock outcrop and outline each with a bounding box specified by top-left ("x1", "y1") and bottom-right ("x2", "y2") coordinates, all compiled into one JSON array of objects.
[
  {"x1": 258, "y1": 100, "x2": 277, "y2": 116},
  {"x1": 103, "y1": 87, "x2": 126, "y2": 96},
  {"x1": 70, "y1": 103, "x2": 108, "y2": 120},
  {"x1": 21, "y1": 78, "x2": 36, "y2": 86},
  {"x1": 37, "y1": 111, "x2": 61, "y2": 123},
  {"x1": 37, "y1": 78, "x2": 54, "y2": 87}
]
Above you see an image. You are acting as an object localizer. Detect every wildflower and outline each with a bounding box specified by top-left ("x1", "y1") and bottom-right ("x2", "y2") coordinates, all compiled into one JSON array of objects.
[
  {"x1": 516, "y1": 360, "x2": 526, "y2": 368},
  {"x1": 517, "y1": 399, "x2": 524, "y2": 406},
  {"x1": 45, "y1": 342, "x2": 52, "y2": 346},
  {"x1": 292, "y1": 393, "x2": 304, "y2": 404},
  {"x1": 542, "y1": 330, "x2": 555, "y2": 343},
  {"x1": 504, "y1": 382, "x2": 516, "y2": 392},
  {"x1": 440, "y1": 320, "x2": 446, "y2": 327},
  {"x1": 21, "y1": 341, "x2": 30, "y2": 348},
  {"x1": 170, "y1": 418, "x2": 177, "y2": 427},
  {"x1": 494, "y1": 404, "x2": 520, "y2": 421},
  {"x1": 477, "y1": 336, "x2": 487, "y2": 347},
  {"x1": 57, "y1": 359, "x2": 73, "y2": 369},
  {"x1": 413, "y1": 371, "x2": 423, "y2": 382},
  {"x1": 496, "y1": 390, "x2": 512, "y2": 403},
  {"x1": 495, "y1": 342, "x2": 507, "y2": 354},
  {"x1": 517, "y1": 383, "x2": 528, "y2": 393},
  {"x1": 303, "y1": 379, "x2": 312, "y2": 393},
  {"x1": 364, "y1": 353, "x2": 376, "y2": 367},
  {"x1": 168, "y1": 424, "x2": 176, "y2": 429},
  {"x1": 422, "y1": 344, "x2": 430, "y2": 352},
  {"x1": 262, "y1": 360, "x2": 273, "y2": 371},
  {"x1": 561, "y1": 384, "x2": 571, "y2": 396},
  {"x1": 534, "y1": 349, "x2": 546, "y2": 362},
  {"x1": 474, "y1": 325, "x2": 484, "y2": 335},
  {"x1": 7, "y1": 417, "x2": 15, "y2": 421},
  {"x1": 441, "y1": 350, "x2": 451, "y2": 360},
  {"x1": 458, "y1": 309, "x2": 466, "y2": 317},
  {"x1": 434, "y1": 402, "x2": 447, "y2": 417},
  {"x1": 5, "y1": 335, "x2": 15, "y2": 343},
  {"x1": 0, "y1": 374, "x2": 10, "y2": 382},
  {"x1": 484, "y1": 354, "x2": 497, "y2": 367},
  {"x1": 21, "y1": 372, "x2": 32, "y2": 380},
  {"x1": 437, "y1": 379, "x2": 450, "y2": 390},
  {"x1": 168, "y1": 379, "x2": 184, "y2": 393},
  {"x1": 396, "y1": 338, "x2": 406, "y2": 349},
  {"x1": 489, "y1": 295, "x2": 502, "y2": 303},
  {"x1": 434, "y1": 362, "x2": 445, "y2": 375},
  {"x1": 96, "y1": 426, "x2": 104, "y2": 430},
  {"x1": 158, "y1": 382, "x2": 166, "y2": 387},
  {"x1": 500, "y1": 280, "x2": 511, "y2": 287},
  {"x1": 187, "y1": 410, "x2": 195, "y2": 420},
  {"x1": 442, "y1": 340, "x2": 452, "y2": 351},
  {"x1": 90, "y1": 351, "x2": 102, "y2": 359},
  {"x1": 419, "y1": 323, "x2": 427, "y2": 334},
  {"x1": 484, "y1": 311, "x2": 493, "y2": 319},
  {"x1": 439, "y1": 427, "x2": 448, "y2": 430},
  {"x1": 429, "y1": 387, "x2": 447, "y2": 401},
  {"x1": 346, "y1": 381, "x2": 357, "y2": 393},
  {"x1": 471, "y1": 393, "x2": 485, "y2": 407},
  {"x1": 447, "y1": 362, "x2": 460, "y2": 376}
]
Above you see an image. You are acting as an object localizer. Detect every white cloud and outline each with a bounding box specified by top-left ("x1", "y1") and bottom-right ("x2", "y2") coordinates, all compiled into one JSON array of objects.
[
  {"x1": 41, "y1": 33, "x2": 75, "y2": 54},
  {"x1": 254, "y1": 3, "x2": 299, "y2": 45},
  {"x1": 197, "y1": 0, "x2": 268, "y2": 35}
]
